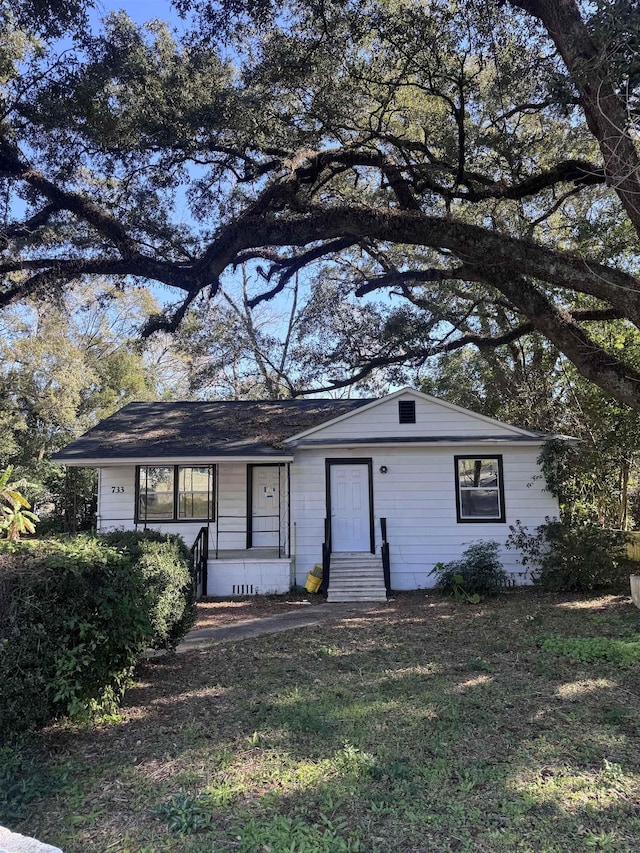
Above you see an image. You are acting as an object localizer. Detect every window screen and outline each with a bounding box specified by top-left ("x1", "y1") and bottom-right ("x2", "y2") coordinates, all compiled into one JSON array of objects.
[
  {"x1": 137, "y1": 466, "x2": 174, "y2": 520},
  {"x1": 178, "y1": 466, "x2": 214, "y2": 519}
]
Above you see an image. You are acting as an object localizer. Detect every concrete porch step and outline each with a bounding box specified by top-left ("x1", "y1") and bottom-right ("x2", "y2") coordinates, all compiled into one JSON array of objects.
[
  {"x1": 330, "y1": 556, "x2": 382, "y2": 564},
  {"x1": 329, "y1": 577, "x2": 386, "y2": 588},
  {"x1": 327, "y1": 589, "x2": 387, "y2": 602},
  {"x1": 325, "y1": 552, "x2": 387, "y2": 602},
  {"x1": 330, "y1": 565, "x2": 383, "y2": 573},
  {"x1": 329, "y1": 568, "x2": 384, "y2": 578}
]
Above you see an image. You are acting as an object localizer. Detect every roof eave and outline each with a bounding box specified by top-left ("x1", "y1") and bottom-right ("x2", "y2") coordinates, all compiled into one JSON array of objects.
[{"x1": 52, "y1": 454, "x2": 295, "y2": 467}]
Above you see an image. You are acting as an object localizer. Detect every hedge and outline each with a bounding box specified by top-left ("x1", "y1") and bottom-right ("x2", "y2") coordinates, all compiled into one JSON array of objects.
[{"x1": 0, "y1": 531, "x2": 196, "y2": 739}]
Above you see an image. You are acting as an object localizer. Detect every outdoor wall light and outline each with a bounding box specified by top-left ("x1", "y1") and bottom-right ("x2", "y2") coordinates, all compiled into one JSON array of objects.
[{"x1": 379, "y1": 465, "x2": 388, "y2": 474}]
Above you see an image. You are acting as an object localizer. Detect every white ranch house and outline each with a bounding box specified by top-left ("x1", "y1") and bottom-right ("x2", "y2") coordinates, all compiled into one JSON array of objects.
[{"x1": 52, "y1": 388, "x2": 559, "y2": 601}]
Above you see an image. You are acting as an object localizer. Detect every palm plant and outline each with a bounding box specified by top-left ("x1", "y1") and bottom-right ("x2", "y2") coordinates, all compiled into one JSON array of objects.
[{"x1": 1, "y1": 466, "x2": 39, "y2": 541}]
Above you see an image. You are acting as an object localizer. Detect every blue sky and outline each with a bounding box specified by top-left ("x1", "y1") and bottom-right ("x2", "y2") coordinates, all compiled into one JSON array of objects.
[{"x1": 91, "y1": 0, "x2": 180, "y2": 27}]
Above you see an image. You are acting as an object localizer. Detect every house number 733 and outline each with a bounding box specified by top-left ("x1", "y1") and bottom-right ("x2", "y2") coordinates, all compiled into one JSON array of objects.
[{"x1": 111, "y1": 486, "x2": 125, "y2": 493}]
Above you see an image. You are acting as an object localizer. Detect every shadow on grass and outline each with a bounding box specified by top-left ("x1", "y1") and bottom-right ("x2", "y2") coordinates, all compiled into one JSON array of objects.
[{"x1": 4, "y1": 591, "x2": 640, "y2": 852}]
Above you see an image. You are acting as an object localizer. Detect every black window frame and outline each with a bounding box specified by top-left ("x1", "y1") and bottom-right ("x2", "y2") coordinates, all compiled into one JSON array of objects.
[
  {"x1": 135, "y1": 464, "x2": 215, "y2": 523},
  {"x1": 454, "y1": 455, "x2": 506, "y2": 524},
  {"x1": 398, "y1": 399, "x2": 416, "y2": 424}
]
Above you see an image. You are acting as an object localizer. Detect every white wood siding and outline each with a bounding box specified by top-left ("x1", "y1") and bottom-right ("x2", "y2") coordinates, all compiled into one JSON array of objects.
[
  {"x1": 97, "y1": 445, "x2": 555, "y2": 591},
  {"x1": 99, "y1": 464, "x2": 207, "y2": 548},
  {"x1": 295, "y1": 394, "x2": 523, "y2": 441},
  {"x1": 98, "y1": 463, "x2": 289, "y2": 553},
  {"x1": 99, "y1": 467, "x2": 137, "y2": 530},
  {"x1": 216, "y1": 464, "x2": 248, "y2": 550},
  {"x1": 290, "y1": 444, "x2": 558, "y2": 589}
]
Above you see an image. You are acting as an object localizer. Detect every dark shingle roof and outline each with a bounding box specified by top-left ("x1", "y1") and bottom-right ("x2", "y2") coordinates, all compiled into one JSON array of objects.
[{"x1": 51, "y1": 399, "x2": 374, "y2": 462}]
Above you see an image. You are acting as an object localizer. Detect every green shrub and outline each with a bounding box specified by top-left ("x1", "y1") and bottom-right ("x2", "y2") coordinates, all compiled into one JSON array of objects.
[
  {"x1": 100, "y1": 530, "x2": 196, "y2": 649},
  {"x1": 506, "y1": 519, "x2": 631, "y2": 591},
  {"x1": 429, "y1": 540, "x2": 507, "y2": 598},
  {"x1": 0, "y1": 531, "x2": 195, "y2": 739}
]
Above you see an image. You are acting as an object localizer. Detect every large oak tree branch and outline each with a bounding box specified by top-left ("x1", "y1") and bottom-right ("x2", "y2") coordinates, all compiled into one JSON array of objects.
[
  {"x1": 0, "y1": 140, "x2": 139, "y2": 259},
  {"x1": 483, "y1": 270, "x2": 640, "y2": 409},
  {"x1": 4, "y1": 199, "x2": 640, "y2": 326},
  {"x1": 296, "y1": 307, "x2": 624, "y2": 395},
  {"x1": 216, "y1": 205, "x2": 640, "y2": 323},
  {"x1": 509, "y1": 0, "x2": 640, "y2": 238}
]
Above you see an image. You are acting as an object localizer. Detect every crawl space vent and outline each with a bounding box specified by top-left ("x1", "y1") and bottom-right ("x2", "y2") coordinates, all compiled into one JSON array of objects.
[{"x1": 233, "y1": 584, "x2": 254, "y2": 595}]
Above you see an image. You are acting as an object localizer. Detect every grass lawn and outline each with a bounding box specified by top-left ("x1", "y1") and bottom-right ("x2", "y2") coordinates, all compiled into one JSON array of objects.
[{"x1": 2, "y1": 589, "x2": 640, "y2": 852}]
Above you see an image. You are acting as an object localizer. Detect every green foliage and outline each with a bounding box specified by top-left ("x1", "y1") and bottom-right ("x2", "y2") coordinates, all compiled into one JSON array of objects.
[
  {"x1": 0, "y1": 286, "x2": 190, "y2": 532},
  {"x1": 150, "y1": 789, "x2": 213, "y2": 834},
  {"x1": 333, "y1": 742, "x2": 377, "y2": 777},
  {"x1": 541, "y1": 636, "x2": 640, "y2": 668},
  {"x1": 467, "y1": 658, "x2": 492, "y2": 672},
  {"x1": 101, "y1": 530, "x2": 196, "y2": 649},
  {"x1": 507, "y1": 519, "x2": 632, "y2": 592},
  {"x1": 0, "y1": 537, "x2": 139, "y2": 736},
  {"x1": 237, "y1": 813, "x2": 362, "y2": 853},
  {"x1": 0, "y1": 743, "x2": 57, "y2": 823},
  {"x1": 0, "y1": 465, "x2": 39, "y2": 540},
  {"x1": 0, "y1": 531, "x2": 194, "y2": 739},
  {"x1": 429, "y1": 540, "x2": 507, "y2": 598}
]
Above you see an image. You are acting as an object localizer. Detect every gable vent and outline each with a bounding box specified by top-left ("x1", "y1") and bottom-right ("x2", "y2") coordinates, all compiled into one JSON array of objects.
[{"x1": 398, "y1": 400, "x2": 416, "y2": 424}]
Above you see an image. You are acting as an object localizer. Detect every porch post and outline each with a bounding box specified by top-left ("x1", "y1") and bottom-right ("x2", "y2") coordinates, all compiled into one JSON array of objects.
[
  {"x1": 287, "y1": 462, "x2": 291, "y2": 558},
  {"x1": 215, "y1": 463, "x2": 220, "y2": 559}
]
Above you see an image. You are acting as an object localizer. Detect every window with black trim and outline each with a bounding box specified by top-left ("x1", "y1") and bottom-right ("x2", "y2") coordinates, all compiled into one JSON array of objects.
[
  {"x1": 454, "y1": 456, "x2": 505, "y2": 522},
  {"x1": 136, "y1": 465, "x2": 214, "y2": 522}
]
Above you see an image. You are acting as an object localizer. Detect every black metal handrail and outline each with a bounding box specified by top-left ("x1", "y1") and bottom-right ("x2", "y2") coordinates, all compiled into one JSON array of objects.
[
  {"x1": 320, "y1": 517, "x2": 331, "y2": 597},
  {"x1": 380, "y1": 517, "x2": 391, "y2": 596},
  {"x1": 190, "y1": 525, "x2": 209, "y2": 598}
]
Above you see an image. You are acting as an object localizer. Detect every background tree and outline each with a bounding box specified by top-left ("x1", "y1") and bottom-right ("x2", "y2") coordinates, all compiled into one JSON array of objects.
[
  {"x1": 0, "y1": 282, "x2": 189, "y2": 528},
  {"x1": 1, "y1": 1, "x2": 640, "y2": 407},
  {"x1": 180, "y1": 267, "x2": 303, "y2": 399}
]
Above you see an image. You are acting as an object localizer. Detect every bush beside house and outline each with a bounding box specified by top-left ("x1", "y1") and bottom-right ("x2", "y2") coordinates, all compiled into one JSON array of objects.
[
  {"x1": 0, "y1": 532, "x2": 195, "y2": 740},
  {"x1": 507, "y1": 519, "x2": 633, "y2": 592},
  {"x1": 429, "y1": 540, "x2": 508, "y2": 600}
]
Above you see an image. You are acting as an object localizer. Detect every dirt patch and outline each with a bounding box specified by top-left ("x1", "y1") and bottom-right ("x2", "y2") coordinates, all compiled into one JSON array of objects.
[{"x1": 194, "y1": 590, "x2": 324, "y2": 630}]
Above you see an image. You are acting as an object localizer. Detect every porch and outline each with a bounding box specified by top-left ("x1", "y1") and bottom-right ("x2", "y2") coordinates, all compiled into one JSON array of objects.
[
  {"x1": 191, "y1": 531, "x2": 294, "y2": 598},
  {"x1": 211, "y1": 461, "x2": 291, "y2": 558},
  {"x1": 208, "y1": 549, "x2": 293, "y2": 597}
]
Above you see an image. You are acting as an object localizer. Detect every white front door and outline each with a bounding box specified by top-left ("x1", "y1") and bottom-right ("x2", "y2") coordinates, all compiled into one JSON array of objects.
[
  {"x1": 251, "y1": 466, "x2": 280, "y2": 547},
  {"x1": 330, "y1": 463, "x2": 371, "y2": 552}
]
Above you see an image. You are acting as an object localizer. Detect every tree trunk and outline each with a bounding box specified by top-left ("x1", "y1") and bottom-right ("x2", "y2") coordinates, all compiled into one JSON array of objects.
[
  {"x1": 619, "y1": 457, "x2": 631, "y2": 530},
  {"x1": 510, "y1": 0, "x2": 640, "y2": 239}
]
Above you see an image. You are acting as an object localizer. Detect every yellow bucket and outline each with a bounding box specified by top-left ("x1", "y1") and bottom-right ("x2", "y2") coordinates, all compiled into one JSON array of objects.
[{"x1": 305, "y1": 572, "x2": 322, "y2": 593}]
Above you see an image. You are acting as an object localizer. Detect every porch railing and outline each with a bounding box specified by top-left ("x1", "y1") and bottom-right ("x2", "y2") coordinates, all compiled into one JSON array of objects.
[
  {"x1": 380, "y1": 517, "x2": 391, "y2": 596},
  {"x1": 190, "y1": 525, "x2": 209, "y2": 598},
  {"x1": 320, "y1": 517, "x2": 331, "y2": 597}
]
